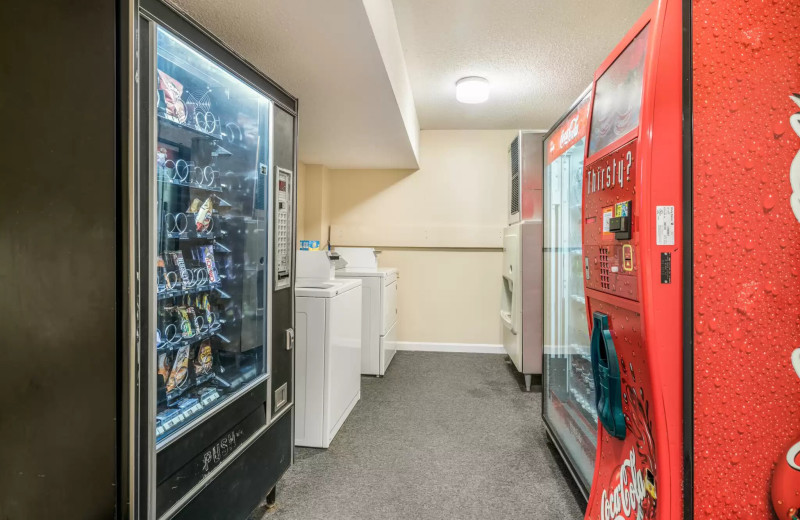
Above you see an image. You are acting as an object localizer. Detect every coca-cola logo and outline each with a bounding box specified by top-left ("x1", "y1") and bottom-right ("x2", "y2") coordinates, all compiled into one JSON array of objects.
[
  {"x1": 600, "y1": 449, "x2": 649, "y2": 520},
  {"x1": 789, "y1": 94, "x2": 800, "y2": 222},
  {"x1": 780, "y1": 348, "x2": 800, "y2": 472},
  {"x1": 559, "y1": 114, "x2": 581, "y2": 149}
]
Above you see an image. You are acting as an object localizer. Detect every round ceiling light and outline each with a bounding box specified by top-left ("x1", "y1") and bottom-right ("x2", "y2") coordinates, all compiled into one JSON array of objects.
[{"x1": 455, "y1": 76, "x2": 490, "y2": 104}]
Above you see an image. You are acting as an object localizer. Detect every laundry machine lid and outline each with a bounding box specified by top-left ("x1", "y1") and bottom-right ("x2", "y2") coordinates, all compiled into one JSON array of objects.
[{"x1": 296, "y1": 278, "x2": 362, "y2": 298}]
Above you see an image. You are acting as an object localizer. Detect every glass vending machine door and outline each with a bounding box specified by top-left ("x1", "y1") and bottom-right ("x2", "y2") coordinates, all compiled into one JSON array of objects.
[
  {"x1": 543, "y1": 134, "x2": 596, "y2": 492},
  {"x1": 152, "y1": 26, "x2": 271, "y2": 447}
]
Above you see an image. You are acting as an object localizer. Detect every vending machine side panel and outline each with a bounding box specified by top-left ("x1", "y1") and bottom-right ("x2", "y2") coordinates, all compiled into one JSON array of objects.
[{"x1": 692, "y1": 1, "x2": 800, "y2": 518}]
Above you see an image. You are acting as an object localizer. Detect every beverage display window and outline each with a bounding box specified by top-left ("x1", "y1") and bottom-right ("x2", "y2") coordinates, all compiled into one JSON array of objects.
[{"x1": 542, "y1": 91, "x2": 595, "y2": 495}]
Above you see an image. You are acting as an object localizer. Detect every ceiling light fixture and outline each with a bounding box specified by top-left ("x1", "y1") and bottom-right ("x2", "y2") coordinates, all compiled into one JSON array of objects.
[{"x1": 456, "y1": 76, "x2": 490, "y2": 104}]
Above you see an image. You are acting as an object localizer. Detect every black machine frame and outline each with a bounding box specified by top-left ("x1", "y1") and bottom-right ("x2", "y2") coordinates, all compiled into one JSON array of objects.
[
  {"x1": 124, "y1": 1, "x2": 299, "y2": 518},
  {"x1": 680, "y1": 0, "x2": 694, "y2": 518}
]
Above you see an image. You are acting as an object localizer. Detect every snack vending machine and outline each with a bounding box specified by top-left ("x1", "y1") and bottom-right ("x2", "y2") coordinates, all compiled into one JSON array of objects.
[
  {"x1": 131, "y1": 1, "x2": 297, "y2": 518},
  {"x1": 581, "y1": 1, "x2": 682, "y2": 519}
]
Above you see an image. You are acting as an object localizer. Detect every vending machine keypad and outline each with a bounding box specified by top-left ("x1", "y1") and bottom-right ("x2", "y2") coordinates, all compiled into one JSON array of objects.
[{"x1": 274, "y1": 167, "x2": 293, "y2": 291}]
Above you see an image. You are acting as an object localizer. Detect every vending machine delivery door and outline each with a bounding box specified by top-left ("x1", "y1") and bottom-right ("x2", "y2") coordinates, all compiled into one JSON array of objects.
[{"x1": 590, "y1": 312, "x2": 625, "y2": 441}]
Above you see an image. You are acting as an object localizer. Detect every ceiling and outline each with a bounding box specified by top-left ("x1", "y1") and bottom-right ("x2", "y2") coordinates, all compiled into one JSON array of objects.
[
  {"x1": 393, "y1": 0, "x2": 652, "y2": 130},
  {"x1": 168, "y1": 0, "x2": 419, "y2": 169},
  {"x1": 169, "y1": 0, "x2": 652, "y2": 168}
]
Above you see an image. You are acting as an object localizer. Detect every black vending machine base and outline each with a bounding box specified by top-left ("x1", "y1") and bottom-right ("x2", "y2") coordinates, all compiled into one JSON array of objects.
[{"x1": 174, "y1": 411, "x2": 292, "y2": 520}]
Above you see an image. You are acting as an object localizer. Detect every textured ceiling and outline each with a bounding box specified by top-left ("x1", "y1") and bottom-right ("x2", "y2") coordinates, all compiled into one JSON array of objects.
[
  {"x1": 393, "y1": 0, "x2": 652, "y2": 130},
  {"x1": 168, "y1": 0, "x2": 419, "y2": 169},
  {"x1": 167, "y1": 0, "x2": 652, "y2": 168}
]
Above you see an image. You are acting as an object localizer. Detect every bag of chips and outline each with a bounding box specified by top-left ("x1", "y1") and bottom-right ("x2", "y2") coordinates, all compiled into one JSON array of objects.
[
  {"x1": 199, "y1": 294, "x2": 214, "y2": 325},
  {"x1": 157, "y1": 70, "x2": 187, "y2": 123},
  {"x1": 177, "y1": 307, "x2": 194, "y2": 338},
  {"x1": 194, "y1": 340, "x2": 213, "y2": 376},
  {"x1": 166, "y1": 346, "x2": 190, "y2": 392},
  {"x1": 157, "y1": 353, "x2": 171, "y2": 385}
]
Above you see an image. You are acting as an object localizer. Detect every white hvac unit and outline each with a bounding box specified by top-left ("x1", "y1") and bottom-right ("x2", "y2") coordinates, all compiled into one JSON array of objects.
[{"x1": 502, "y1": 131, "x2": 545, "y2": 390}]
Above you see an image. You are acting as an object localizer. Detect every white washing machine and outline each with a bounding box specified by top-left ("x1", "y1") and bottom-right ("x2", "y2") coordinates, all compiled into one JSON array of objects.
[
  {"x1": 334, "y1": 247, "x2": 398, "y2": 376},
  {"x1": 295, "y1": 251, "x2": 362, "y2": 448}
]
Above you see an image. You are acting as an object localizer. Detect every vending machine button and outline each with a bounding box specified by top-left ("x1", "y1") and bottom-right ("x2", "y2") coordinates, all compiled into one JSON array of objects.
[{"x1": 623, "y1": 244, "x2": 634, "y2": 272}]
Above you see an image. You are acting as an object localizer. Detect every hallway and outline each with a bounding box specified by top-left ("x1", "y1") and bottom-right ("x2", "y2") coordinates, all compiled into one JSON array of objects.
[{"x1": 252, "y1": 352, "x2": 585, "y2": 520}]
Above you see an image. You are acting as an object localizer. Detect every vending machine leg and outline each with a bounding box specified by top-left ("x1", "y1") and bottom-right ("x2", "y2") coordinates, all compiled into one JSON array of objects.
[
  {"x1": 266, "y1": 487, "x2": 277, "y2": 508},
  {"x1": 524, "y1": 374, "x2": 532, "y2": 392}
]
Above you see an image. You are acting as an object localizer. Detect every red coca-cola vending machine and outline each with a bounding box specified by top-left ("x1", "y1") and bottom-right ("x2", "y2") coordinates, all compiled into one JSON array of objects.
[
  {"x1": 578, "y1": 0, "x2": 800, "y2": 517},
  {"x1": 581, "y1": 1, "x2": 683, "y2": 519}
]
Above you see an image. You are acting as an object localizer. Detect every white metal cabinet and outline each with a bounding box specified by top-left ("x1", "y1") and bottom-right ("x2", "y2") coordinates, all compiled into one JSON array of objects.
[
  {"x1": 294, "y1": 298, "x2": 325, "y2": 446},
  {"x1": 380, "y1": 320, "x2": 398, "y2": 374},
  {"x1": 382, "y1": 280, "x2": 398, "y2": 334}
]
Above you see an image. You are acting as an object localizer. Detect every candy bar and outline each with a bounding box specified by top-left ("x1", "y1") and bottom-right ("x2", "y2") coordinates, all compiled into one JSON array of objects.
[
  {"x1": 195, "y1": 197, "x2": 213, "y2": 231},
  {"x1": 170, "y1": 251, "x2": 190, "y2": 286},
  {"x1": 201, "y1": 246, "x2": 219, "y2": 284}
]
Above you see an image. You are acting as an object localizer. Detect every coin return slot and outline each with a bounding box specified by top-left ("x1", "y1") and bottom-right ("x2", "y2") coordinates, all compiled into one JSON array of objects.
[{"x1": 274, "y1": 383, "x2": 288, "y2": 412}]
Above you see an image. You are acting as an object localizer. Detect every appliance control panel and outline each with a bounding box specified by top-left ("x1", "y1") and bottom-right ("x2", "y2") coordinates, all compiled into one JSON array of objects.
[
  {"x1": 274, "y1": 166, "x2": 293, "y2": 291},
  {"x1": 583, "y1": 139, "x2": 638, "y2": 301}
]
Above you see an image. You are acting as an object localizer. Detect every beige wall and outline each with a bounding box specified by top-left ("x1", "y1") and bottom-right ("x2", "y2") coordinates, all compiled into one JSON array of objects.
[
  {"x1": 298, "y1": 129, "x2": 517, "y2": 344},
  {"x1": 329, "y1": 130, "x2": 515, "y2": 229},
  {"x1": 299, "y1": 163, "x2": 331, "y2": 247},
  {"x1": 370, "y1": 249, "x2": 503, "y2": 344},
  {"x1": 296, "y1": 161, "x2": 307, "y2": 247}
]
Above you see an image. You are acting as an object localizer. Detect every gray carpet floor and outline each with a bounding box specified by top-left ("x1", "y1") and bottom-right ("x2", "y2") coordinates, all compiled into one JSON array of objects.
[{"x1": 250, "y1": 352, "x2": 586, "y2": 520}]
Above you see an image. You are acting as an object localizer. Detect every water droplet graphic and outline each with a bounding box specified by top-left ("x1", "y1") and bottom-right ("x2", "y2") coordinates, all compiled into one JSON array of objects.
[{"x1": 762, "y1": 193, "x2": 775, "y2": 211}]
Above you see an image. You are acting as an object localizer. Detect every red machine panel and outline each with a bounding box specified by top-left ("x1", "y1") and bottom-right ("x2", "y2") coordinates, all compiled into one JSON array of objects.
[
  {"x1": 584, "y1": 139, "x2": 639, "y2": 301},
  {"x1": 583, "y1": 1, "x2": 683, "y2": 519},
  {"x1": 692, "y1": 0, "x2": 800, "y2": 518},
  {"x1": 546, "y1": 94, "x2": 591, "y2": 165},
  {"x1": 588, "y1": 299, "x2": 656, "y2": 520}
]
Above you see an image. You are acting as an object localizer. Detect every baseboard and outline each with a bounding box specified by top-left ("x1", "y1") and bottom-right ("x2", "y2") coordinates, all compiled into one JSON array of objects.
[{"x1": 394, "y1": 341, "x2": 505, "y2": 354}]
